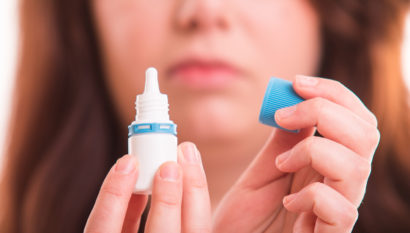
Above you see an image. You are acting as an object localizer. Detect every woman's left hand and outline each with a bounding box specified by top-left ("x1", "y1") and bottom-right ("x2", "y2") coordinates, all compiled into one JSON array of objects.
[{"x1": 213, "y1": 75, "x2": 380, "y2": 232}]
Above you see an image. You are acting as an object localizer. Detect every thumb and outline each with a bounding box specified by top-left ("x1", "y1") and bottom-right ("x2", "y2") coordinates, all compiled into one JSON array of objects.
[{"x1": 236, "y1": 127, "x2": 315, "y2": 189}]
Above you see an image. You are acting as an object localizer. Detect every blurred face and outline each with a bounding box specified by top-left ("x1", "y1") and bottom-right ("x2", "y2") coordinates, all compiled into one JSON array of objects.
[{"x1": 92, "y1": 0, "x2": 321, "y2": 148}]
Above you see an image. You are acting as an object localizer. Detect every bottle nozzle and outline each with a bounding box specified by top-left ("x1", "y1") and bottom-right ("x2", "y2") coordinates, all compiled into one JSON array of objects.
[
  {"x1": 144, "y1": 67, "x2": 160, "y2": 94},
  {"x1": 135, "y1": 67, "x2": 170, "y2": 122}
]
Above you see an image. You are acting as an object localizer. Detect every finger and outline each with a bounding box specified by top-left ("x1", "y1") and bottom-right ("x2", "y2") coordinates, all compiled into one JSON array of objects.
[
  {"x1": 145, "y1": 162, "x2": 183, "y2": 233},
  {"x1": 121, "y1": 194, "x2": 148, "y2": 233},
  {"x1": 283, "y1": 182, "x2": 358, "y2": 233},
  {"x1": 276, "y1": 136, "x2": 371, "y2": 206},
  {"x1": 85, "y1": 155, "x2": 140, "y2": 233},
  {"x1": 213, "y1": 112, "x2": 314, "y2": 231},
  {"x1": 294, "y1": 212, "x2": 315, "y2": 233},
  {"x1": 237, "y1": 127, "x2": 316, "y2": 190},
  {"x1": 275, "y1": 97, "x2": 380, "y2": 157},
  {"x1": 293, "y1": 75, "x2": 378, "y2": 127},
  {"x1": 177, "y1": 142, "x2": 212, "y2": 233},
  {"x1": 212, "y1": 128, "x2": 315, "y2": 232}
]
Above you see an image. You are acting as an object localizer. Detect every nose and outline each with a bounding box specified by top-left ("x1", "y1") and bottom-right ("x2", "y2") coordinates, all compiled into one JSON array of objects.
[{"x1": 174, "y1": 0, "x2": 229, "y2": 32}]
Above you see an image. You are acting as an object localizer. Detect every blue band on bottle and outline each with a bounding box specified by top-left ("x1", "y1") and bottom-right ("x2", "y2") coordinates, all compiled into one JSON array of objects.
[
  {"x1": 128, "y1": 123, "x2": 177, "y2": 137},
  {"x1": 259, "y1": 77, "x2": 305, "y2": 133}
]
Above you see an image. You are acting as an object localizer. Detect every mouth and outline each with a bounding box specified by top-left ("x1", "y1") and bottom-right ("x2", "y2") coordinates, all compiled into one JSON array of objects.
[{"x1": 167, "y1": 56, "x2": 240, "y2": 90}]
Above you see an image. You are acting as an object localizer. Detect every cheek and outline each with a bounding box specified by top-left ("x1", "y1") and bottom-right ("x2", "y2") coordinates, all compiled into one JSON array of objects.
[
  {"x1": 237, "y1": 0, "x2": 321, "y2": 80},
  {"x1": 93, "y1": 1, "x2": 172, "y2": 61},
  {"x1": 92, "y1": 0, "x2": 174, "y2": 124}
]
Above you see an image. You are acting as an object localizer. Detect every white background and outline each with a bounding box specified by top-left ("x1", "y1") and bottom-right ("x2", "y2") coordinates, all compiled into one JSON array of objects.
[{"x1": 0, "y1": 3, "x2": 410, "y2": 167}]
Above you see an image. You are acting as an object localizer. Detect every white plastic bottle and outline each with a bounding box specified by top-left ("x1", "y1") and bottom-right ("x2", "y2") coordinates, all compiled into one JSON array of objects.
[{"x1": 128, "y1": 67, "x2": 177, "y2": 194}]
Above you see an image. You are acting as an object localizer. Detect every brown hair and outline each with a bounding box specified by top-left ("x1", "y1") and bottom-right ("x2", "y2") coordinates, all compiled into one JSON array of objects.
[{"x1": 1, "y1": 0, "x2": 409, "y2": 232}]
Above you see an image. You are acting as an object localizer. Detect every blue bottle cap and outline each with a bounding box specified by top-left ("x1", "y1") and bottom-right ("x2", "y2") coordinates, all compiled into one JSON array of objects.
[{"x1": 259, "y1": 77, "x2": 305, "y2": 132}]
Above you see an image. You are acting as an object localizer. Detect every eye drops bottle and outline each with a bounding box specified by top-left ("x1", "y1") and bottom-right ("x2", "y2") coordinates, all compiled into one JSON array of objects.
[{"x1": 128, "y1": 67, "x2": 178, "y2": 194}]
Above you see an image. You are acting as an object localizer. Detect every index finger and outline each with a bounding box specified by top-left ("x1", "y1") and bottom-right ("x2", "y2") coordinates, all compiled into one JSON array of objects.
[
  {"x1": 293, "y1": 75, "x2": 378, "y2": 127},
  {"x1": 84, "y1": 155, "x2": 143, "y2": 233}
]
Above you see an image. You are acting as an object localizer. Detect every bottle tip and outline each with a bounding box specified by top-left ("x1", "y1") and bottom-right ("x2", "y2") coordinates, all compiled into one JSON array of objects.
[
  {"x1": 146, "y1": 67, "x2": 157, "y2": 77},
  {"x1": 144, "y1": 67, "x2": 160, "y2": 94}
]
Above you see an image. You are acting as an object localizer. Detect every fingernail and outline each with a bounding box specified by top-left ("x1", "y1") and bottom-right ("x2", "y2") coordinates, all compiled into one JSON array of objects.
[
  {"x1": 296, "y1": 75, "x2": 318, "y2": 87},
  {"x1": 160, "y1": 163, "x2": 180, "y2": 182},
  {"x1": 283, "y1": 193, "x2": 297, "y2": 206},
  {"x1": 115, "y1": 155, "x2": 137, "y2": 174},
  {"x1": 276, "y1": 105, "x2": 296, "y2": 119},
  {"x1": 276, "y1": 151, "x2": 291, "y2": 166},
  {"x1": 181, "y1": 143, "x2": 200, "y2": 164}
]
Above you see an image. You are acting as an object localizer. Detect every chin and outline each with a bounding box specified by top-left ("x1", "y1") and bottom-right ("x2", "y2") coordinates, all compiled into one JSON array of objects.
[
  {"x1": 169, "y1": 92, "x2": 264, "y2": 146},
  {"x1": 172, "y1": 108, "x2": 255, "y2": 147}
]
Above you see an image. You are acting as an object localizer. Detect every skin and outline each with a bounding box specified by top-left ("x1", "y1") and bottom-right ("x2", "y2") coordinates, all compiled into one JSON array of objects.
[
  {"x1": 93, "y1": 0, "x2": 321, "y2": 207},
  {"x1": 85, "y1": 0, "x2": 380, "y2": 232}
]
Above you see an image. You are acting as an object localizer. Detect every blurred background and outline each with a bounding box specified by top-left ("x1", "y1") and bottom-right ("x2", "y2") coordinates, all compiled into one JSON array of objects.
[
  {"x1": 0, "y1": 1, "x2": 18, "y2": 173},
  {"x1": 0, "y1": 3, "x2": 409, "y2": 171}
]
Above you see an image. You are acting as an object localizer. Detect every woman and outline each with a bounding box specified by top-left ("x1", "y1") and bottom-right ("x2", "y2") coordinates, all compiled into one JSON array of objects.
[{"x1": 1, "y1": 0, "x2": 409, "y2": 232}]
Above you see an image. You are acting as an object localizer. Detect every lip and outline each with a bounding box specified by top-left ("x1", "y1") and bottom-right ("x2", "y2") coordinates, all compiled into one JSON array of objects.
[{"x1": 167, "y1": 57, "x2": 240, "y2": 90}]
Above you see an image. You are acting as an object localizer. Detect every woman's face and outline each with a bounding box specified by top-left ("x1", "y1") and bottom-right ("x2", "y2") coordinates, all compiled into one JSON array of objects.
[{"x1": 92, "y1": 0, "x2": 321, "y2": 148}]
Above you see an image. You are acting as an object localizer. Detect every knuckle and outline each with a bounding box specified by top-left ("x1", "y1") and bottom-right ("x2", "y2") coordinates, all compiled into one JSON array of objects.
[
  {"x1": 365, "y1": 126, "x2": 380, "y2": 150},
  {"x1": 302, "y1": 136, "x2": 316, "y2": 150},
  {"x1": 100, "y1": 184, "x2": 125, "y2": 199},
  {"x1": 355, "y1": 158, "x2": 372, "y2": 181},
  {"x1": 300, "y1": 136, "x2": 318, "y2": 161},
  {"x1": 329, "y1": 79, "x2": 346, "y2": 95},
  {"x1": 340, "y1": 204, "x2": 358, "y2": 227},
  {"x1": 329, "y1": 79, "x2": 343, "y2": 87},
  {"x1": 372, "y1": 128, "x2": 381, "y2": 147},
  {"x1": 330, "y1": 79, "x2": 345, "y2": 91},
  {"x1": 184, "y1": 167, "x2": 208, "y2": 190},
  {"x1": 156, "y1": 193, "x2": 181, "y2": 208},
  {"x1": 189, "y1": 176, "x2": 208, "y2": 190},
  {"x1": 368, "y1": 112, "x2": 378, "y2": 127},
  {"x1": 190, "y1": 227, "x2": 212, "y2": 233},
  {"x1": 311, "y1": 97, "x2": 327, "y2": 114},
  {"x1": 306, "y1": 182, "x2": 323, "y2": 198}
]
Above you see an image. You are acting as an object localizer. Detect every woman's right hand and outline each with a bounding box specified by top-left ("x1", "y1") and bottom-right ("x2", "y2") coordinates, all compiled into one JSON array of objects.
[{"x1": 84, "y1": 142, "x2": 212, "y2": 233}]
